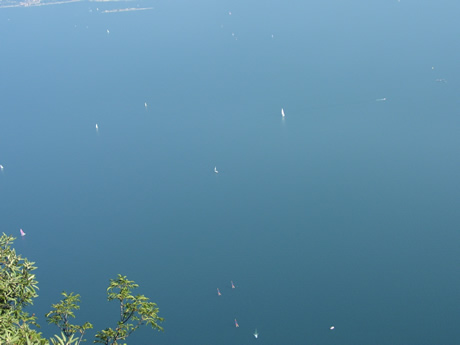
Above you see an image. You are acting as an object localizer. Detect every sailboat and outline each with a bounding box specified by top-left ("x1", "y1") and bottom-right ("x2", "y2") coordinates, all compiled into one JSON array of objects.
[
  {"x1": 144, "y1": 102, "x2": 148, "y2": 109},
  {"x1": 217, "y1": 288, "x2": 221, "y2": 296},
  {"x1": 234, "y1": 319, "x2": 239, "y2": 328},
  {"x1": 0, "y1": 164, "x2": 3, "y2": 171},
  {"x1": 281, "y1": 108, "x2": 285, "y2": 117},
  {"x1": 231, "y1": 281, "x2": 235, "y2": 289},
  {"x1": 214, "y1": 166, "x2": 218, "y2": 174},
  {"x1": 254, "y1": 329, "x2": 259, "y2": 338},
  {"x1": 20, "y1": 229, "x2": 26, "y2": 237}
]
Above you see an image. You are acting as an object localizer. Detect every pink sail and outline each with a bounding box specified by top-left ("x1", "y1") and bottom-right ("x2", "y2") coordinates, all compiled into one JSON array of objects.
[
  {"x1": 217, "y1": 288, "x2": 221, "y2": 296},
  {"x1": 20, "y1": 229, "x2": 26, "y2": 237},
  {"x1": 231, "y1": 281, "x2": 235, "y2": 289},
  {"x1": 234, "y1": 318, "x2": 239, "y2": 328}
]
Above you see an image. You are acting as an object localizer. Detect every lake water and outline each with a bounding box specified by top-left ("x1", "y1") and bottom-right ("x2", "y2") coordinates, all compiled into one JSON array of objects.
[{"x1": 0, "y1": 1, "x2": 459, "y2": 344}]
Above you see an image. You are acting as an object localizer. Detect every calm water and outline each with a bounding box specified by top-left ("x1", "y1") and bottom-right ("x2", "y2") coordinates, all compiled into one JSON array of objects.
[{"x1": 1, "y1": 1, "x2": 459, "y2": 344}]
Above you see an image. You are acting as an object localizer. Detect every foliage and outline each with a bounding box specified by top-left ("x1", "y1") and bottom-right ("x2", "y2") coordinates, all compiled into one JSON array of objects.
[
  {"x1": 46, "y1": 292, "x2": 93, "y2": 345},
  {"x1": 1, "y1": 234, "x2": 164, "y2": 345},
  {"x1": 49, "y1": 332, "x2": 78, "y2": 345},
  {"x1": 94, "y1": 275, "x2": 164, "y2": 345},
  {"x1": 0, "y1": 233, "x2": 48, "y2": 344}
]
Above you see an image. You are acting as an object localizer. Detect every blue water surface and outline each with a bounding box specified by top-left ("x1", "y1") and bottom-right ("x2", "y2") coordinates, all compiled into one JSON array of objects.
[{"x1": 0, "y1": 1, "x2": 459, "y2": 344}]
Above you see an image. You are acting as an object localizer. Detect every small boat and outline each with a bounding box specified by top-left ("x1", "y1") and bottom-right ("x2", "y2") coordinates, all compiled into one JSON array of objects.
[
  {"x1": 217, "y1": 288, "x2": 221, "y2": 296},
  {"x1": 281, "y1": 108, "x2": 285, "y2": 117},
  {"x1": 254, "y1": 329, "x2": 259, "y2": 338},
  {"x1": 95, "y1": 123, "x2": 99, "y2": 131},
  {"x1": 231, "y1": 281, "x2": 235, "y2": 289},
  {"x1": 144, "y1": 102, "x2": 148, "y2": 108},
  {"x1": 0, "y1": 164, "x2": 3, "y2": 171},
  {"x1": 234, "y1": 319, "x2": 239, "y2": 328},
  {"x1": 214, "y1": 166, "x2": 218, "y2": 174},
  {"x1": 330, "y1": 325, "x2": 335, "y2": 330},
  {"x1": 20, "y1": 229, "x2": 26, "y2": 237}
]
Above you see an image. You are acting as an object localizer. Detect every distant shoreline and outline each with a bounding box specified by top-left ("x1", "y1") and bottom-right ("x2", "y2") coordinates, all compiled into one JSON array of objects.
[
  {"x1": 0, "y1": 0, "x2": 150, "y2": 9},
  {"x1": 0, "y1": 0, "x2": 81, "y2": 9}
]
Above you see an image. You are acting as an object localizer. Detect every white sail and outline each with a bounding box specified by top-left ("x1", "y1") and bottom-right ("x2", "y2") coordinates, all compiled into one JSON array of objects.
[
  {"x1": 254, "y1": 329, "x2": 259, "y2": 338},
  {"x1": 281, "y1": 108, "x2": 285, "y2": 117}
]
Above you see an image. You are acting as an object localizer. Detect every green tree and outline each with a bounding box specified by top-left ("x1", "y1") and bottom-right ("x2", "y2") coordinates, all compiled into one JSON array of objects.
[
  {"x1": 46, "y1": 292, "x2": 93, "y2": 345},
  {"x1": 94, "y1": 275, "x2": 164, "y2": 345},
  {"x1": 1, "y1": 234, "x2": 164, "y2": 345},
  {"x1": 0, "y1": 233, "x2": 48, "y2": 345}
]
